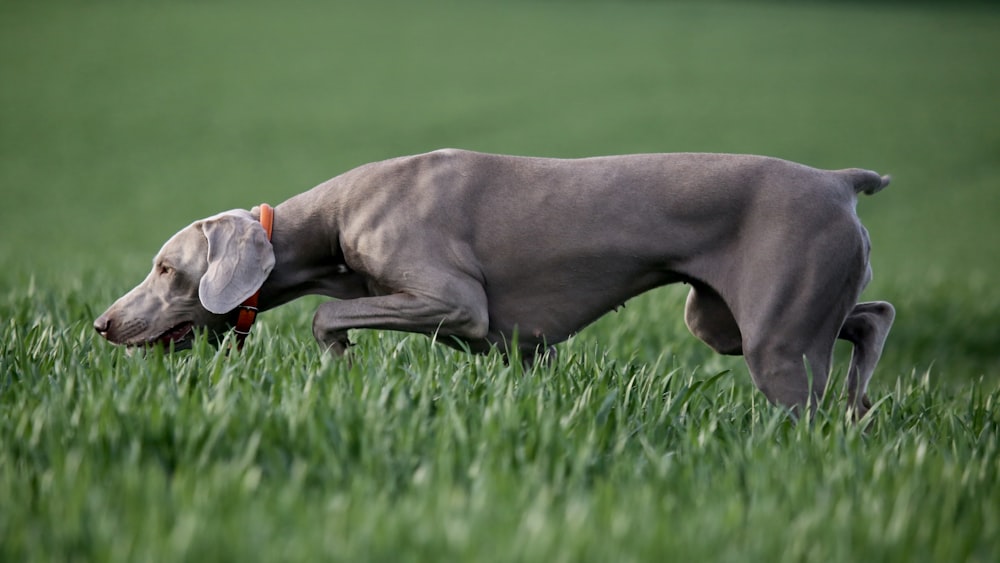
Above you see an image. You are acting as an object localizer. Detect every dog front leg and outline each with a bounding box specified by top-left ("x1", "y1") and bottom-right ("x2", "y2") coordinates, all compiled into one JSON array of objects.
[
  {"x1": 312, "y1": 325, "x2": 353, "y2": 356},
  {"x1": 312, "y1": 290, "x2": 489, "y2": 356}
]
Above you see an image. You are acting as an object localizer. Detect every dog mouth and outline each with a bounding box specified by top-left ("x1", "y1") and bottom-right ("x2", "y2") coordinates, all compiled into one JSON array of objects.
[{"x1": 134, "y1": 321, "x2": 195, "y2": 350}]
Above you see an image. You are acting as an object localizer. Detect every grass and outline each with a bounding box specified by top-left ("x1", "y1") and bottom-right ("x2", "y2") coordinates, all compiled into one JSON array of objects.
[
  {"x1": 2, "y1": 1, "x2": 999, "y2": 561},
  {"x1": 3, "y1": 287, "x2": 999, "y2": 561}
]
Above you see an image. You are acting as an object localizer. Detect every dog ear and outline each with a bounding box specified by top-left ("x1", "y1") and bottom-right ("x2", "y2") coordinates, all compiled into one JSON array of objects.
[{"x1": 198, "y1": 210, "x2": 276, "y2": 314}]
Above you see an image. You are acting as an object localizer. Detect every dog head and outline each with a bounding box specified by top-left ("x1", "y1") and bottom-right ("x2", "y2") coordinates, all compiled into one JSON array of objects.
[{"x1": 94, "y1": 210, "x2": 275, "y2": 350}]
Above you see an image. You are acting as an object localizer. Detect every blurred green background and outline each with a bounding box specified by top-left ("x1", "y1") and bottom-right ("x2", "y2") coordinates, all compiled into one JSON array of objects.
[{"x1": 2, "y1": 0, "x2": 999, "y2": 375}]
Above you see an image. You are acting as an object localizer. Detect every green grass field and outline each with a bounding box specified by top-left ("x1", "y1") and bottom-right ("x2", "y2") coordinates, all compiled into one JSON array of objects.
[{"x1": 2, "y1": 1, "x2": 999, "y2": 561}]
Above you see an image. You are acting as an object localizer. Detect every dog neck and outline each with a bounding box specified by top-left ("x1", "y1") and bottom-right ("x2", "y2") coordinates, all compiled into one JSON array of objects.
[{"x1": 256, "y1": 195, "x2": 368, "y2": 312}]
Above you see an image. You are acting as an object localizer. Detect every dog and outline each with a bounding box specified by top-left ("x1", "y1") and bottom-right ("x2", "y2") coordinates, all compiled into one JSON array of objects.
[{"x1": 95, "y1": 149, "x2": 895, "y2": 415}]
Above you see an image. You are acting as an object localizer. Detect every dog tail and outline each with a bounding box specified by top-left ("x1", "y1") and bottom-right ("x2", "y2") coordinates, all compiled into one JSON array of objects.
[{"x1": 841, "y1": 169, "x2": 891, "y2": 195}]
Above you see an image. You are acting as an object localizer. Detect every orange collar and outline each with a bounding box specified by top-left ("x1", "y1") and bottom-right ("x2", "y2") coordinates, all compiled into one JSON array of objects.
[{"x1": 233, "y1": 203, "x2": 274, "y2": 350}]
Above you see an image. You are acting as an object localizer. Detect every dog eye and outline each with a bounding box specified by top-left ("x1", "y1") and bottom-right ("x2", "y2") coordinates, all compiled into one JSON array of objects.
[{"x1": 159, "y1": 264, "x2": 173, "y2": 276}]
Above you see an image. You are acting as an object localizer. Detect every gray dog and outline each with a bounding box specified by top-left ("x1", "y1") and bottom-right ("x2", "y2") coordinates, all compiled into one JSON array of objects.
[{"x1": 95, "y1": 149, "x2": 894, "y2": 416}]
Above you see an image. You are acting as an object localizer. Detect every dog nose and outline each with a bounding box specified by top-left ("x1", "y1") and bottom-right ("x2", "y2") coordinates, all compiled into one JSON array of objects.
[{"x1": 94, "y1": 314, "x2": 111, "y2": 337}]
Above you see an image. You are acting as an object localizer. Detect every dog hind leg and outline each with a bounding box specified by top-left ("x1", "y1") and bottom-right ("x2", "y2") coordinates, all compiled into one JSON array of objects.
[
  {"x1": 838, "y1": 301, "x2": 896, "y2": 418},
  {"x1": 684, "y1": 282, "x2": 743, "y2": 356},
  {"x1": 734, "y1": 268, "x2": 859, "y2": 416}
]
